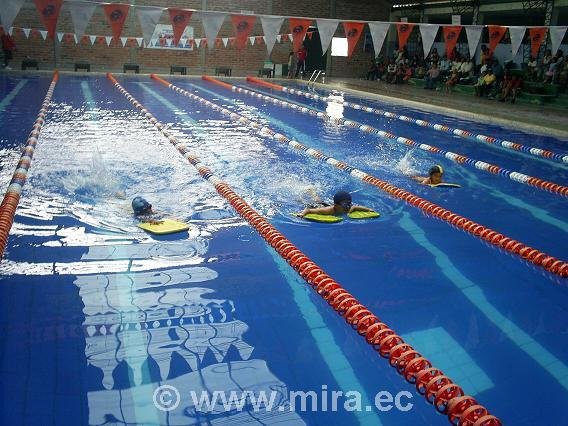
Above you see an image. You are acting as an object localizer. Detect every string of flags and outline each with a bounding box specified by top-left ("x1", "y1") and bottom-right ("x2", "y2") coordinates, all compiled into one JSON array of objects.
[{"x1": 0, "y1": 0, "x2": 566, "y2": 58}]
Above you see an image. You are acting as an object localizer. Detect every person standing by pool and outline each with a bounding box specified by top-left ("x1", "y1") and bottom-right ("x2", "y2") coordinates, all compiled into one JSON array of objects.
[
  {"x1": 295, "y1": 45, "x2": 307, "y2": 78},
  {"x1": 287, "y1": 51, "x2": 297, "y2": 78},
  {"x1": 298, "y1": 191, "x2": 373, "y2": 217},
  {"x1": 1, "y1": 29, "x2": 16, "y2": 70}
]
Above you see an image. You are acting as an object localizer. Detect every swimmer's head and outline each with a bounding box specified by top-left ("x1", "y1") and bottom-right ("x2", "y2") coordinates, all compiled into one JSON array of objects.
[
  {"x1": 132, "y1": 196, "x2": 152, "y2": 215},
  {"x1": 333, "y1": 191, "x2": 352, "y2": 213},
  {"x1": 429, "y1": 165, "x2": 444, "y2": 184}
]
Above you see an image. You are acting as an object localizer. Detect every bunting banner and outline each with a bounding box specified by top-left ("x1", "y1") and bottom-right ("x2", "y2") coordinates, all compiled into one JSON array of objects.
[
  {"x1": 33, "y1": 0, "x2": 63, "y2": 39},
  {"x1": 289, "y1": 18, "x2": 312, "y2": 52},
  {"x1": 103, "y1": 3, "x2": 130, "y2": 41},
  {"x1": 23, "y1": 28, "x2": 31, "y2": 38},
  {"x1": 508, "y1": 26, "x2": 525, "y2": 58},
  {"x1": 396, "y1": 23, "x2": 415, "y2": 51},
  {"x1": 0, "y1": 0, "x2": 26, "y2": 31},
  {"x1": 465, "y1": 25, "x2": 483, "y2": 58},
  {"x1": 89, "y1": 35, "x2": 96, "y2": 45},
  {"x1": 40, "y1": 30, "x2": 48, "y2": 40},
  {"x1": 443, "y1": 25, "x2": 462, "y2": 58},
  {"x1": 121, "y1": 36, "x2": 128, "y2": 47},
  {"x1": 136, "y1": 37, "x2": 144, "y2": 47},
  {"x1": 529, "y1": 27, "x2": 547, "y2": 58},
  {"x1": 68, "y1": 1, "x2": 96, "y2": 38},
  {"x1": 248, "y1": 35, "x2": 255, "y2": 46},
  {"x1": 136, "y1": 6, "x2": 163, "y2": 45},
  {"x1": 201, "y1": 11, "x2": 226, "y2": 50},
  {"x1": 57, "y1": 31, "x2": 63, "y2": 42},
  {"x1": 105, "y1": 35, "x2": 113, "y2": 46},
  {"x1": 342, "y1": 22, "x2": 364, "y2": 58},
  {"x1": 316, "y1": 19, "x2": 338, "y2": 55},
  {"x1": 487, "y1": 25, "x2": 507, "y2": 54},
  {"x1": 260, "y1": 16, "x2": 284, "y2": 56},
  {"x1": 168, "y1": 8, "x2": 193, "y2": 46},
  {"x1": 419, "y1": 23, "x2": 439, "y2": 58},
  {"x1": 550, "y1": 26, "x2": 567, "y2": 56},
  {"x1": 231, "y1": 15, "x2": 256, "y2": 49},
  {"x1": 222, "y1": 37, "x2": 229, "y2": 47},
  {"x1": 368, "y1": 22, "x2": 389, "y2": 55}
]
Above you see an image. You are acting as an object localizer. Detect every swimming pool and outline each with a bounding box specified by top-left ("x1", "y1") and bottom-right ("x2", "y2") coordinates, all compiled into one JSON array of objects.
[{"x1": 0, "y1": 72, "x2": 566, "y2": 425}]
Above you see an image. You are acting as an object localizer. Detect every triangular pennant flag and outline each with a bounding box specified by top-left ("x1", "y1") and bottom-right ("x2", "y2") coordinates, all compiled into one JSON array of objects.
[
  {"x1": 34, "y1": 0, "x2": 64, "y2": 39},
  {"x1": 443, "y1": 25, "x2": 462, "y2": 58},
  {"x1": 103, "y1": 3, "x2": 130, "y2": 41},
  {"x1": 316, "y1": 19, "x2": 338, "y2": 54},
  {"x1": 0, "y1": 0, "x2": 26, "y2": 31},
  {"x1": 465, "y1": 25, "x2": 483, "y2": 59},
  {"x1": 256, "y1": 35, "x2": 263, "y2": 44},
  {"x1": 136, "y1": 6, "x2": 163, "y2": 45},
  {"x1": 487, "y1": 25, "x2": 507, "y2": 54},
  {"x1": 368, "y1": 22, "x2": 389, "y2": 55},
  {"x1": 23, "y1": 28, "x2": 31, "y2": 38},
  {"x1": 89, "y1": 35, "x2": 96, "y2": 45},
  {"x1": 249, "y1": 36, "x2": 255, "y2": 45},
  {"x1": 222, "y1": 37, "x2": 229, "y2": 47},
  {"x1": 550, "y1": 26, "x2": 567, "y2": 57},
  {"x1": 419, "y1": 23, "x2": 439, "y2": 58},
  {"x1": 105, "y1": 35, "x2": 113, "y2": 46},
  {"x1": 166, "y1": 38, "x2": 172, "y2": 47},
  {"x1": 179, "y1": 37, "x2": 187, "y2": 47},
  {"x1": 288, "y1": 33, "x2": 293, "y2": 40},
  {"x1": 276, "y1": 34, "x2": 282, "y2": 43},
  {"x1": 200, "y1": 11, "x2": 226, "y2": 50},
  {"x1": 195, "y1": 38, "x2": 201, "y2": 48},
  {"x1": 40, "y1": 30, "x2": 48, "y2": 40},
  {"x1": 168, "y1": 8, "x2": 193, "y2": 46},
  {"x1": 8, "y1": 27, "x2": 13, "y2": 36},
  {"x1": 289, "y1": 18, "x2": 312, "y2": 51},
  {"x1": 136, "y1": 37, "x2": 144, "y2": 47},
  {"x1": 57, "y1": 31, "x2": 64, "y2": 42},
  {"x1": 73, "y1": 34, "x2": 78, "y2": 44},
  {"x1": 68, "y1": 1, "x2": 96, "y2": 38},
  {"x1": 229, "y1": 37, "x2": 236, "y2": 47},
  {"x1": 149, "y1": 39, "x2": 157, "y2": 47},
  {"x1": 508, "y1": 26, "x2": 525, "y2": 58},
  {"x1": 231, "y1": 15, "x2": 256, "y2": 49},
  {"x1": 529, "y1": 27, "x2": 547, "y2": 58},
  {"x1": 81, "y1": 35, "x2": 89, "y2": 44},
  {"x1": 396, "y1": 22, "x2": 415, "y2": 51},
  {"x1": 260, "y1": 16, "x2": 284, "y2": 56},
  {"x1": 121, "y1": 36, "x2": 128, "y2": 47},
  {"x1": 215, "y1": 37, "x2": 222, "y2": 47},
  {"x1": 342, "y1": 22, "x2": 365, "y2": 58}
]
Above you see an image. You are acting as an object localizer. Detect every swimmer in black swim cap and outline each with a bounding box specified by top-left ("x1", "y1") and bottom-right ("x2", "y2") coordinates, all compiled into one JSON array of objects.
[
  {"x1": 298, "y1": 191, "x2": 373, "y2": 217},
  {"x1": 411, "y1": 164, "x2": 444, "y2": 185}
]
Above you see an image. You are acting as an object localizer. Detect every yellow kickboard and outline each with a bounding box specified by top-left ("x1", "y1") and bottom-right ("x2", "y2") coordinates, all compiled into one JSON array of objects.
[
  {"x1": 347, "y1": 211, "x2": 380, "y2": 220},
  {"x1": 428, "y1": 183, "x2": 461, "y2": 188},
  {"x1": 138, "y1": 219, "x2": 190, "y2": 235}
]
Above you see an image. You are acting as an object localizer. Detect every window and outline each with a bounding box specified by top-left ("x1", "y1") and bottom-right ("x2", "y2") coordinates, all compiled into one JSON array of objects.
[{"x1": 331, "y1": 37, "x2": 348, "y2": 57}]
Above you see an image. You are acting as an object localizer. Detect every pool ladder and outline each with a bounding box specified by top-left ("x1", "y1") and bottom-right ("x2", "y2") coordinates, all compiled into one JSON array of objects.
[{"x1": 307, "y1": 69, "x2": 326, "y2": 87}]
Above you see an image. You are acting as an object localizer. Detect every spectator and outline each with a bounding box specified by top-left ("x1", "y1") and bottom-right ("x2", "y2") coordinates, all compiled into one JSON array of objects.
[
  {"x1": 475, "y1": 69, "x2": 496, "y2": 97},
  {"x1": 424, "y1": 62, "x2": 440, "y2": 90},
  {"x1": 415, "y1": 63, "x2": 426, "y2": 79},
  {"x1": 480, "y1": 45, "x2": 492, "y2": 66},
  {"x1": 557, "y1": 60, "x2": 568, "y2": 88},
  {"x1": 492, "y1": 58, "x2": 504, "y2": 83},
  {"x1": 295, "y1": 45, "x2": 307, "y2": 78},
  {"x1": 287, "y1": 51, "x2": 297, "y2": 78},
  {"x1": 526, "y1": 56, "x2": 538, "y2": 81},
  {"x1": 386, "y1": 60, "x2": 398, "y2": 84},
  {"x1": 401, "y1": 63, "x2": 413, "y2": 83},
  {"x1": 1, "y1": 29, "x2": 16, "y2": 70},
  {"x1": 555, "y1": 49, "x2": 564, "y2": 65},
  {"x1": 544, "y1": 57, "x2": 558, "y2": 83},
  {"x1": 541, "y1": 49, "x2": 553, "y2": 79},
  {"x1": 377, "y1": 61, "x2": 386, "y2": 81},
  {"x1": 444, "y1": 69, "x2": 459, "y2": 93},
  {"x1": 396, "y1": 46, "x2": 408, "y2": 65},
  {"x1": 427, "y1": 48, "x2": 439, "y2": 66},
  {"x1": 439, "y1": 55, "x2": 451, "y2": 78},
  {"x1": 366, "y1": 59, "x2": 379, "y2": 80},
  {"x1": 499, "y1": 73, "x2": 523, "y2": 103},
  {"x1": 459, "y1": 56, "x2": 473, "y2": 78}
]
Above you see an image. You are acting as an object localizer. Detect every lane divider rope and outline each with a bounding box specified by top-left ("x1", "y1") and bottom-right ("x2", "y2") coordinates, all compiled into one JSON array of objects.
[
  {"x1": 152, "y1": 74, "x2": 567, "y2": 278},
  {"x1": 108, "y1": 72, "x2": 502, "y2": 425},
  {"x1": 241, "y1": 77, "x2": 567, "y2": 198},
  {"x1": 0, "y1": 71, "x2": 59, "y2": 260},
  {"x1": 247, "y1": 76, "x2": 568, "y2": 165}
]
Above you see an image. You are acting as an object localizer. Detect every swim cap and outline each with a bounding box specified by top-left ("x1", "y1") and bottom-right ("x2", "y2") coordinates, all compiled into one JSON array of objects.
[
  {"x1": 132, "y1": 196, "x2": 152, "y2": 215},
  {"x1": 429, "y1": 165, "x2": 444, "y2": 175},
  {"x1": 333, "y1": 191, "x2": 352, "y2": 207}
]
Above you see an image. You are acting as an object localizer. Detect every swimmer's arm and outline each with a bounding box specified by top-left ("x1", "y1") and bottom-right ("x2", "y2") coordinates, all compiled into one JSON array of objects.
[
  {"x1": 350, "y1": 205, "x2": 374, "y2": 212},
  {"x1": 410, "y1": 175, "x2": 427, "y2": 183},
  {"x1": 298, "y1": 206, "x2": 335, "y2": 217}
]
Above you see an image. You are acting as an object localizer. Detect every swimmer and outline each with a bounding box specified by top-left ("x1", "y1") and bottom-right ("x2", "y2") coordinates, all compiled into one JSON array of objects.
[
  {"x1": 132, "y1": 196, "x2": 161, "y2": 224},
  {"x1": 411, "y1": 165, "x2": 444, "y2": 185},
  {"x1": 297, "y1": 191, "x2": 373, "y2": 217}
]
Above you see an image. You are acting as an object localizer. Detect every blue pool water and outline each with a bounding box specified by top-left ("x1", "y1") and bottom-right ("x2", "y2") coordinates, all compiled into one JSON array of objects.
[{"x1": 0, "y1": 73, "x2": 567, "y2": 426}]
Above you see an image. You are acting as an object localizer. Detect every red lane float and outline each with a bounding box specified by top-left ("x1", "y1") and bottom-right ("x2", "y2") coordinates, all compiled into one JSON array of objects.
[
  {"x1": 0, "y1": 71, "x2": 59, "y2": 259},
  {"x1": 170, "y1": 74, "x2": 567, "y2": 277},
  {"x1": 247, "y1": 76, "x2": 568, "y2": 165},
  {"x1": 108, "y1": 72, "x2": 501, "y2": 425}
]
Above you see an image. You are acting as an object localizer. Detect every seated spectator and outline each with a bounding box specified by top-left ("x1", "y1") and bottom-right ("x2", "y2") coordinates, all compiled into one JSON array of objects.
[
  {"x1": 424, "y1": 62, "x2": 440, "y2": 90},
  {"x1": 526, "y1": 56, "x2": 538, "y2": 81},
  {"x1": 492, "y1": 58, "x2": 504, "y2": 83},
  {"x1": 475, "y1": 69, "x2": 496, "y2": 97},
  {"x1": 451, "y1": 58, "x2": 462, "y2": 74},
  {"x1": 444, "y1": 69, "x2": 459, "y2": 93},
  {"x1": 544, "y1": 57, "x2": 559, "y2": 83},
  {"x1": 427, "y1": 48, "x2": 439, "y2": 66},
  {"x1": 366, "y1": 60, "x2": 379, "y2": 80},
  {"x1": 480, "y1": 45, "x2": 493, "y2": 67},
  {"x1": 459, "y1": 56, "x2": 474, "y2": 79},
  {"x1": 499, "y1": 73, "x2": 523, "y2": 103},
  {"x1": 402, "y1": 63, "x2": 413, "y2": 83},
  {"x1": 555, "y1": 49, "x2": 564, "y2": 65},
  {"x1": 415, "y1": 64, "x2": 426, "y2": 79},
  {"x1": 439, "y1": 55, "x2": 451, "y2": 77},
  {"x1": 376, "y1": 61, "x2": 386, "y2": 81},
  {"x1": 395, "y1": 46, "x2": 408, "y2": 65},
  {"x1": 386, "y1": 61, "x2": 398, "y2": 84},
  {"x1": 541, "y1": 49, "x2": 553, "y2": 79}
]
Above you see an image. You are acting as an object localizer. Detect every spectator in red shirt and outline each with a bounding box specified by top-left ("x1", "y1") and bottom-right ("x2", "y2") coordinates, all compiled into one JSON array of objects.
[
  {"x1": 1, "y1": 29, "x2": 16, "y2": 69},
  {"x1": 499, "y1": 73, "x2": 523, "y2": 103},
  {"x1": 295, "y1": 45, "x2": 307, "y2": 78}
]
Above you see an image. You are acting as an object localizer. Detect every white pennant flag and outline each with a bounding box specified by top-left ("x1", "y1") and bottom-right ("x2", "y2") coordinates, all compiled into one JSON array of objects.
[
  {"x1": 222, "y1": 37, "x2": 228, "y2": 47},
  {"x1": 465, "y1": 26, "x2": 483, "y2": 59},
  {"x1": 550, "y1": 26, "x2": 567, "y2": 56},
  {"x1": 136, "y1": 6, "x2": 163, "y2": 45},
  {"x1": 195, "y1": 38, "x2": 201, "y2": 48},
  {"x1": 419, "y1": 24, "x2": 439, "y2": 58},
  {"x1": 57, "y1": 32, "x2": 65, "y2": 42},
  {"x1": 0, "y1": 0, "x2": 25, "y2": 31},
  {"x1": 121, "y1": 37, "x2": 128, "y2": 47},
  {"x1": 316, "y1": 19, "x2": 338, "y2": 54},
  {"x1": 89, "y1": 35, "x2": 97, "y2": 45},
  {"x1": 368, "y1": 22, "x2": 389, "y2": 55},
  {"x1": 68, "y1": 1, "x2": 96, "y2": 38},
  {"x1": 200, "y1": 11, "x2": 226, "y2": 50},
  {"x1": 40, "y1": 30, "x2": 48, "y2": 40},
  {"x1": 105, "y1": 36, "x2": 113, "y2": 46},
  {"x1": 288, "y1": 33, "x2": 293, "y2": 40},
  {"x1": 8, "y1": 27, "x2": 13, "y2": 36},
  {"x1": 23, "y1": 28, "x2": 31, "y2": 38},
  {"x1": 509, "y1": 26, "x2": 525, "y2": 58},
  {"x1": 276, "y1": 34, "x2": 282, "y2": 43},
  {"x1": 166, "y1": 38, "x2": 172, "y2": 47},
  {"x1": 180, "y1": 37, "x2": 188, "y2": 47},
  {"x1": 260, "y1": 16, "x2": 284, "y2": 56},
  {"x1": 136, "y1": 37, "x2": 144, "y2": 47},
  {"x1": 74, "y1": 34, "x2": 79, "y2": 44},
  {"x1": 249, "y1": 36, "x2": 255, "y2": 46},
  {"x1": 150, "y1": 39, "x2": 157, "y2": 47}
]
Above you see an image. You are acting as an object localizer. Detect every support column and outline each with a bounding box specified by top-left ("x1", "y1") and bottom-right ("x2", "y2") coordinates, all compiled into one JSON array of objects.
[
  {"x1": 201, "y1": 0, "x2": 207, "y2": 73},
  {"x1": 325, "y1": 0, "x2": 336, "y2": 77}
]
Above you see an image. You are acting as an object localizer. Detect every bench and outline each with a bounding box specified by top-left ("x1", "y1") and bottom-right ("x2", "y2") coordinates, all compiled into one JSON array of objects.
[
  {"x1": 123, "y1": 64, "x2": 140, "y2": 74},
  {"x1": 74, "y1": 62, "x2": 90, "y2": 72},
  {"x1": 516, "y1": 92, "x2": 555, "y2": 106},
  {"x1": 170, "y1": 65, "x2": 187, "y2": 75},
  {"x1": 258, "y1": 68, "x2": 272, "y2": 78},
  {"x1": 21, "y1": 59, "x2": 39, "y2": 70},
  {"x1": 215, "y1": 67, "x2": 232, "y2": 77}
]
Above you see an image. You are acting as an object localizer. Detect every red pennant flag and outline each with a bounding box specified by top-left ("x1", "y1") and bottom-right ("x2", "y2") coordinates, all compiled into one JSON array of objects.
[
  {"x1": 229, "y1": 37, "x2": 236, "y2": 47},
  {"x1": 443, "y1": 26, "x2": 462, "y2": 58},
  {"x1": 231, "y1": 15, "x2": 256, "y2": 49},
  {"x1": 256, "y1": 35, "x2": 264, "y2": 44},
  {"x1": 281, "y1": 34, "x2": 289, "y2": 42},
  {"x1": 33, "y1": 0, "x2": 63, "y2": 39},
  {"x1": 487, "y1": 25, "x2": 507, "y2": 55},
  {"x1": 81, "y1": 35, "x2": 89, "y2": 44},
  {"x1": 168, "y1": 8, "x2": 193, "y2": 46},
  {"x1": 529, "y1": 27, "x2": 547, "y2": 58},
  {"x1": 215, "y1": 38, "x2": 222, "y2": 47},
  {"x1": 103, "y1": 3, "x2": 130, "y2": 41},
  {"x1": 65, "y1": 33, "x2": 74, "y2": 43},
  {"x1": 289, "y1": 18, "x2": 312, "y2": 52},
  {"x1": 396, "y1": 23, "x2": 415, "y2": 51},
  {"x1": 307, "y1": 32, "x2": 313, "y2": 40},
  {"x1": 342, "y1": 22, "x2": 364, "y2": 58}
]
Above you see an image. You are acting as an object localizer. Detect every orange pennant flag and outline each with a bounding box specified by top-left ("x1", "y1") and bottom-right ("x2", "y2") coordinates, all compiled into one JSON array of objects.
[
  {"x1": 396, "y1": 23, "x2": 415, "y2": 51},
  {"x1": 33, "y1": 0, "x2": 63, "y2": 39},
  {"x1": 529, "y1": 27, "x2": 547, "y2": 58},
  {"x1": 168, "y1": 8, "x2": 193, "y2": 46},
  {"x1": 289, "y1": 18, "x2": 312, "y2": 52},
  {"x1": 231, "y1": 15, "x2": 256, "y2": 49},
  {"x1": 103, "y1": 3, "x2": 130, "y2": 41},
  {"x1": 487, "y1": 25, "x2": 507, "y2": 55},
  {"x1": 342, "y1": 22, "x2": 365, "y2": 58},
  {"x1": 443, "y1": 26, "x2": 462, "y2": 58}
]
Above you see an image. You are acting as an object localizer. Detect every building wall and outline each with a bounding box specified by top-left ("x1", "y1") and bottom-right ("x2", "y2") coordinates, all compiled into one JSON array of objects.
[{"x1": 7, "y1": 0, "x2": 390, "y2": 77}]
